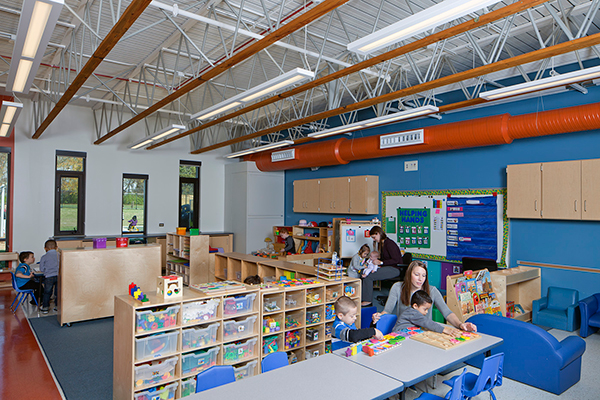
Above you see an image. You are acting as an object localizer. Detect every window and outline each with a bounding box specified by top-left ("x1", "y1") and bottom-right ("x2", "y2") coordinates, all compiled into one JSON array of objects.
[
  {"x1": 55, "y1": 151, "x2": 86, "y2": 236},
  {"x1": 122, "y1": 174, "x2": 148, "y2": 235},
  {"x1": 0, "y1": 147, "x2": 10, "y2": 251},
  {"x1": 179, "y1": 161, "x2": 201, "y2": 229}
]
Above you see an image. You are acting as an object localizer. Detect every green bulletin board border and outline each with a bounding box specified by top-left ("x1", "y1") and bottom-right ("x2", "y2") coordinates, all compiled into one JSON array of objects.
[{"x1": 382, "y1": 188, "x2": 508, "y2": 268}]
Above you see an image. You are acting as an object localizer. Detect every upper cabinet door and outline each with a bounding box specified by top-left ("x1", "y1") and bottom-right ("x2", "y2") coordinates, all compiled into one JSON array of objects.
[
  {"x1": 293, "y1": 180, "x2": 307, "y2": 212},
  {"x1": 349, "y1": 176, "x2": 379, "y2": 214},
  {"x1": 542, "y1": 160, "x2": 581, "y2": 220},
  {"x1": 582, "y1": 159, "x2": 600, "y2": 220},
  {"x1": 305, "y1": 179, "x2": 321, "y2": 213},
  {"x1": 331, "y1": 177, "x2": 350, "y2": 213},
  {"x1": 507, "y1": 163, "x2": 542, "y2": 219}
]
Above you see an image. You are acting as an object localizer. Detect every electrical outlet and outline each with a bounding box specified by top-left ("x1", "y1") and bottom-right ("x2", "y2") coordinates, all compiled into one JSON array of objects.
[{"x1": 404, "y1": 160, "x2": 418, "y2": 171}]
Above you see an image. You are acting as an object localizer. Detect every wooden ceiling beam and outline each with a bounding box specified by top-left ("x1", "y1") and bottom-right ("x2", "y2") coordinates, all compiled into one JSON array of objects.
[
  {"x1": 190, "y1": 30, "x2": 600, "y2": 154},
  {"x1": 94, "y1": 0, "x2": 352, "y2": 145}
]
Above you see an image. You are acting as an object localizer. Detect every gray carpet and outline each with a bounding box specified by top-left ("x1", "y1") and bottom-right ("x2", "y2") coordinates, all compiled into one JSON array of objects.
[{"x1": 29, "y1": 316, "x2": 113, "y2": 400}]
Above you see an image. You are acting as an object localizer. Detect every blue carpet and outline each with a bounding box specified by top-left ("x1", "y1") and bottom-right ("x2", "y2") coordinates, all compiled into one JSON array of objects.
[{"x1": 29, "y1": 316, "x2": 113, "y2": 400}]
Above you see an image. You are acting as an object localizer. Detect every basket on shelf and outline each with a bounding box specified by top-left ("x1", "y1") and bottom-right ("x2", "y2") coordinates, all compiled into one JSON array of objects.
[{"x1": 316, "y1": 257, "x2": 345, "y2": 281}]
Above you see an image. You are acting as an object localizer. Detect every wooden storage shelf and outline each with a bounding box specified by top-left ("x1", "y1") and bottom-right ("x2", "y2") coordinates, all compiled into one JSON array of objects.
[{"x1": 491, "y1": 266, "x2": 541, "y2": 322}]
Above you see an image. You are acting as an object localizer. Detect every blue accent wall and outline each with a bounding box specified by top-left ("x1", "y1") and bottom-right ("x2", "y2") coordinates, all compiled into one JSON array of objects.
[{"x1": 284, "y1": 86, "x2": 600, "y2": 299}]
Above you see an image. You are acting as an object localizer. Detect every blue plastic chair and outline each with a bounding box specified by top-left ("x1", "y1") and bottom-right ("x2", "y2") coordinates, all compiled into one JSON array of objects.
[
  {"x1": 376, "y1": 313, "x2": 398, "y2": 335},
  {"x1": 361, "y1": 305, "x2": 377, "y2": 329},
  {"x1": 9, "y1": 272, "x2": 38, "y2": 313},
  {"x1": 443, "y1": 353, "x2": 504, "y2": 400},
  {"x1": 261, "y1": 351, "x2": 289, "y2": 373},
  {"x1": 195, "y1": 365, "x2": 236, "y2": 393},
  {"x1": 416, "y1": 368, "x2": 467, "y2": 400}
]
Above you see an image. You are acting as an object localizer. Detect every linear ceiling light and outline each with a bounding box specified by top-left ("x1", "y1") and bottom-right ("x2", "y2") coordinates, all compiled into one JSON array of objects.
[
  {"x1": 129, "y1": 124, "x2": 186, "y2": 150},
  {"x1": 347, "y1": 0, "x2": 502, "y2": 56},
  {"x1": 479, "y1": 65, "x2": 600, "y2": 100},
  {"x1": 0, "y1": 101, "x2": 24, "y2": 137},
  {"x1": 191, "y1": 68, "x2": 314, "y2": 121},
  {"x1": 7, "y1": 0, "x2": 64, "y2": 94},
  {"x1": 307, "y1": 105, "x2": 439, "y2": 139},
  {"x1": 225, "y1": 140, "x2": 294, "y2": 159}
]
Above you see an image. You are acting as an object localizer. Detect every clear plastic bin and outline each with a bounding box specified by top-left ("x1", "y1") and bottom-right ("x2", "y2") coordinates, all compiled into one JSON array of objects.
[
  {"x1": 181, "y1": 346, "x2": 220, "y2": 375},
  {"x1": 136, "y1": 305, "x2": 180, "y2": 333},
  {"x1": 182, "y1": 299, "x2": 220, "y2": 325},
  {"x1": 223, "y1": 315, "x2": 257, "y2": 341},
  {"x1": 222, "y1": 338, "x2": 257, "y2": 364},
  {"x1": 134, "y1": 382, "x2": 178, "y2": 400},
  {"x1": 223, "y1": 293, "x2": 257, "y2": 316},
  {"x1": 233, "y1": 360, "x2": 258, "y2": 380},
  {"x1": 134, "y1": 356, "x2": 178, "y2": 387},
  {"x1": 180, "y1": 377, "x2": 196, "y2": 397},
  {"x1": 135, "y1": 331, "x2": 179, "y2": 361},
  {"x1": 181, "y1": 322, "x2": 219, "y2": 351}
]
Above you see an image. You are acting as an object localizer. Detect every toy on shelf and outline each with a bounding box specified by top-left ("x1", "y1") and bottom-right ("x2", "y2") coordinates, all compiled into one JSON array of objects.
[
  {"x1": 263, "y1": 335, "x2": 279, "y2": 354},
  {"x1": 452, "y1": 269, "x2": 500, "y2": 319},
  {"x1": 316, "y1": 256, "x2": 345, "y2": 281},
  {"x1": 190, "y1": 280, "x2": 246, "y2": 294},
  {"x1": 285, "y1": 330, "x2": 301, "y2": 350},
  {"x1": 129, "y1": 282, "x2": 149, "y2": 302},
  {"x1": 306, "y1": 311, "x2": 321, "y2": 325},
  {"x1": 326, "y1": 288, "x2": 339, "y2": 302},
  {"x1": 411, "y1": 330, "x2": 481, "y2": 350},
  {"x1": 136, "y1": 306, "x2": 179, "y2": 332},
  {"x1": 285, "y1": 296, "x2": 297, "y2": 308},
  {"x1": 306, "y1": 289, "x2": 321, "y2": 305},
  {"x1": 276, "y1": 277, "x2": 320, "y2": 287},
  {"x1": 305, "y1": 349, "x2": 320, "y2": 359},
  {"x1": 325, "y1": 342, "x2": 332, "y2": 354},
  {"x1": 306, "y1": 328, "x2": 319, "y2": 342},
  {"x1": 325, "y1": 304, "x2": 335, "y2": 320},
  {"x1": 344, "y1": 284, "x2": 356, "y2": 297},
  {"x1": 285, "y1": 316, "x2": 300, "y2": 329},
  {"x1": 182, "y1": 299, "x2": 220, "y2": 324},
  {"x1": 263, "y1": 317, "x2": 281, "y2": 334},
  {"x1": 263, "y1": 299, "x2": 281, "y2": 312},
  {"x1": 325, "y1": 323, "x2": 332, "y2": 338},
  {"x1": 157, "y1": 275, "x2": 183, "y2": 299},
  {"x1": 287, "y1": 351, "x2": 299, "y2": 364}
]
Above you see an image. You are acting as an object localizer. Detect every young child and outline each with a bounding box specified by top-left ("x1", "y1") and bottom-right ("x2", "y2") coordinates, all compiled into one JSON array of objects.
[
  {"x1": 39, "y1": 239, "x2": 59, "y2": 313},
  {"x1": 279, "y1": 228, "x2": 296, "y2": 255},
  {"x1": 348, "y1": 244, "x2": 370, "y2": 278},
  {"x1": 394, "y1": 290, "x2": 462, "y2": 336},
  {"x1": 15, "y1": 251, "x2": 42, "y2": 305},
  {"x1": 361, "y1": 250, "x2": 381, "y2": 278},
  {"x1": 333, "y1": 296, "x2": 384, "y2": 343}
]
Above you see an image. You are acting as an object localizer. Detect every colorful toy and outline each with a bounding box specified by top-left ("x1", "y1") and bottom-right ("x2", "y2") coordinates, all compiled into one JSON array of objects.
[
  {"x1": 325, "y1": 342, "x2": 332, "y2": 354},
  {"x1": 287, "y1": 351, "x2": 298, "y2": 364},
  {"x1": 306, "y1": 290, "x2": 321, "y2": 305},
  {"x1": 306, "y1": 311, "x2": 321, "y2": 324},
  {"x1": 326, "y1": 288, "x2": 339, "y2": 302},
  {"x1": 285, "y1": 315, "x2": 300, "y2": 329},
  {"x1": 135, "y1": 382, "x2": 177, "y2": 400},
  {"x1": 277, "y1": 277, "x2": 320, "y2": 287},
  {"x1": 306, "y1": 328, "x2": 319, "y2": 341},
  {"x1": 344, "y1": 332, "x2": 407, "y2": 357},
  {"x1": 263, "y1": 335, "x2": 279, "y2": 354},
  {"x1": 182, "y1": 324, "x2": 219, "y2": 350},
  {"x1": 411, "y1": 330, "x2": 481, "y2": 350},
  {"x1": 285, "y1": 330, "x2": 301, "y2": 350},
  {"x1": 325, "y1": 324, "x2": 332, "y2": 338},
  {"x1": 223, "y1": 340, "x2": 254, "y2": 363},
  {"x1": 129, "y1": 282, "x2": 149, "y2": 302},
  {"x1": 156, "y1": 275, "x2": 183, "y2": 299},
  {"x1": 136, "y1": 306, "x2": 179, "y2": 332},
  {"x1": 190, "y1": 280, "x2": 245, "y2": 294},
  {"x1": 263, "y1": 317, "x2": 281, "y2": 334},
  {"x1": 344, "y1": 284, "x2": 356, "y2": 297},
  {"x1": 325, "y1": 304, "x2": 335, "y2": 320}
]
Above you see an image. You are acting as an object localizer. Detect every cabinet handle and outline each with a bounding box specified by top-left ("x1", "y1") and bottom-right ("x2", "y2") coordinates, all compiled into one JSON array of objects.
[
  {"x1": 585, "y1": 200, "x2": 587, "y2": 212},
  {"x1": 349, "y1": 200, "x2": 352, "y2": 210},
  {"x1": 574, "y1": 200, "x2": 577, "y2": 212},
  {"x1": 534, "y1": 200, "x2": 537, "y2": 211},
  {"x1": 330, "y1": 201, "x2": 333, "y2": 209},
  {"x1": 333, "y1": 201, "x2": 336, "y2": 209}
]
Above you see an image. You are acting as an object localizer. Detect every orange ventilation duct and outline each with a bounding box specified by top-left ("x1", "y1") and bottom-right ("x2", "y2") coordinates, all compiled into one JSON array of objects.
[{"x1": 246, "y1": 102, "x2": 600, "y2": 171}]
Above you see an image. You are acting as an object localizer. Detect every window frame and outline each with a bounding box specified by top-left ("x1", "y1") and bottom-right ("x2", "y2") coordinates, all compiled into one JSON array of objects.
[
  {"x1": 122, "y1": 173, "x2": 149, "y2": 235},
  {"x1": 179, "y1": 160, "x2": 201, "y2": 229},
  {"x1": 54, "y1": 150, "x2": 86, "y2": 236},
  {"x1": 0, "y1": 147, "x2": 11, "y2": 250}
]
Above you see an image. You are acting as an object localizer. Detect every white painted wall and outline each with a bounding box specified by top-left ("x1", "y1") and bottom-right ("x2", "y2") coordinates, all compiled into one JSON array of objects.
[{"x1": 12, "y1": 100, "x2": 235, "y2": 257}]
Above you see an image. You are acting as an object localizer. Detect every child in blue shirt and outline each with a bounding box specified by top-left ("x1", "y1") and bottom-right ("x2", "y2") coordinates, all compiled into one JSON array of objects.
[
  {"x1": 15, "y1": 251, "x2": 42, "y2": 305},
  {"x1": 394, "y1": 290, "x2": 462, "y2": 336},
  {"x1": 333, "y1": 296, "x2": 383, "y2": 344},
  {"x1": 40, "y1": 240, "x2": 59, "y2": 313}
]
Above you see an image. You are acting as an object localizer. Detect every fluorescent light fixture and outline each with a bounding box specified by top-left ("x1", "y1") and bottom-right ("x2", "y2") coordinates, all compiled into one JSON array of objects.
[
  {"x1": 225, "y1": 140, "x2": 294, "y2": 159},
  {"x1": 7, "y1": 0, "x2": 64, "y2": 94},
  {"x1": 129, "y1": 124, "x2": 186, "y2": 150},
  {"x1": 307, "y1": 105, "x2": 438, "y2": 139},
  {"x1": 191, "y1": 68, "x2": 314, "y2": 120},
  {"x1": 347, "y1": 0, "x2": 502, "y2": 56},
  {"x1": 479, "y1": 65, "x2": 600, "y2": 100},
  {"x1": 0, "y1": 101, "x2": 24, "y2": 137}
]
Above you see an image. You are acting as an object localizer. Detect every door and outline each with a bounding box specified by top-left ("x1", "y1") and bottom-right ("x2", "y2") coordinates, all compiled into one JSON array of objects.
[
  {"x1": 55, "y1": 174, "x2": 85, "y2": 235},
  {"x1": 179, "y1": 178, "x2": 199, "y2": 228},
  {"x1": 542, "y1": 160, "x2": 581, "y2": 220},
  {"x1": 506, "y1": 163, "x2": 542, "y2": 219},
  {"x1": 582, "y1": 158, "x2": 600, "y2": 220}
]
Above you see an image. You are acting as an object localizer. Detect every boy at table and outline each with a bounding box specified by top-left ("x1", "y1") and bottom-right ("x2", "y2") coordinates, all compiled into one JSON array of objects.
[
  {"x1": 40, "y1": 239, "x2": 59, "y2": 313},
  {"x1": 395, "y1": 290, "x2": 462, "y2": 336},
  {"x1": 15, "y1": 251, "x2": 42, "y2": 305},
  {"x1": 333, "y1": 296, "x2": 384, "y2": 345}
]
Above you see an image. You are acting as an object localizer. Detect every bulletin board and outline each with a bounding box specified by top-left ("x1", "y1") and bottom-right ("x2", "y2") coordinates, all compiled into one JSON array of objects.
[
  {"x1": 382, "y1": 189, "x2": 508, "y2": 267},
  {"x1": 339, "y1": 222, "x2": 381, "y2": 258}
]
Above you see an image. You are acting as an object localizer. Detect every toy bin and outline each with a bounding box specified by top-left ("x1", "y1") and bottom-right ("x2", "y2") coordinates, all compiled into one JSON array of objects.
[
  {"x1": 135, "y1": 331, "x2": 179, "y2": 361},
  {"x1": 181, "y1": 322, "x2": 220, "y2": 350},
  {"x1": 223, "y1": 315, "x2": 257, "y2": 341},
  {"x1": 222, "y1": 338, "x2": 257, "y2": 365},
  {"x1": 176, "y1": 227, "x2": 186, "y2": 235},
  {"x1": 181, "y1": 346, "x2": 220, "y2": 375},
  {"x1": 92, "y1": 237, "x2": 106, "y2": 249},
  {"x1": 180, "y1": 377, "x2": 196, "y2": 397},
  {"x1": 136, "y1": 305, "x2": 180, "y2": 333},
  {"x1": 134, "y1": 382, "x2": 178, "y2": 400},
  {"x1": 233, "y1": 360, "x2": 258, "y2": 381},
  {"x1": 116, "y1": 237, "x2": 128, "y2": 247},
  {"x1": 134, "y1": 356, "x2": 178, "y2": 388},
  {"x1": 182, "y1": 299, "x2": 220, "y2": 325},
  {"x1": 223, "y1": 293, "x2": 257, "y2": 316}
]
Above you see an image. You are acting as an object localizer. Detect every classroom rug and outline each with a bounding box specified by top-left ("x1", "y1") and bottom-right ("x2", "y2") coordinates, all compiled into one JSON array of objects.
[{"x1": 29, "y1": 316, "x2": 113, "y2": 400}]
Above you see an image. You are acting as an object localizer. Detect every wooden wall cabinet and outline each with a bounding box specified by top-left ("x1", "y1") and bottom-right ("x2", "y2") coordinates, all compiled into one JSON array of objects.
[
  {"x1": 542, "y1": 160, "x2": 581, "y2": 220},
  {"x1": 507, "y1": 163, "x2": 542, "y2": 218},
  {"x1": 293, "y1": 179, "x2": 321, "y2": 212},
  {"x1": 349, "y1": 175, "x2": 379, "y2": 214},
  {"x1": 582, "y1": 158, "x2": 600, "y2": 220},
  {"x1": 320, "y1": 177, "x2": 350, "y2": 213}
]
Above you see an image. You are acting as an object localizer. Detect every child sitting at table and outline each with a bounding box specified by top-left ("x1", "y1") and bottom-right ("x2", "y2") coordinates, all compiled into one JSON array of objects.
[
  {"x1": 394, "y1": 290, "x2": 462, "y2": 336},
  {"x1": 15, "y1": 251, "x2": 42, "y2": 305},
  {"x1": 333, "y1": 296, "x2": 384, "y2": 343}
]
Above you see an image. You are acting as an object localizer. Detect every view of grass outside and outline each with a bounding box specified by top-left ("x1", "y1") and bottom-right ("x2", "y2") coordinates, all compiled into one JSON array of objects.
[
  {"x1": 59, "y1": 177, "x2": 79, "y2": 232},
  {"x1": 59, "y1": 204, "x2": 78, "y2": 231},
  {"x1": 123, "y1": 177, "x2": 146, "y2": 233}
]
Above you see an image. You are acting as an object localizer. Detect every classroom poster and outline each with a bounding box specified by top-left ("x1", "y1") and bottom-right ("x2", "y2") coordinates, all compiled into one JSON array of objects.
[{"x1": 396, "y1": 208, "x2": 431, "y2": 249}]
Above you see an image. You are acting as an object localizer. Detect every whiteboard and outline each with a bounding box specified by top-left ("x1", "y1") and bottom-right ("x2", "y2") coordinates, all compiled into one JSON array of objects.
[{"x1": 339, "y1": 223, "x2": 380, "y2": 258}]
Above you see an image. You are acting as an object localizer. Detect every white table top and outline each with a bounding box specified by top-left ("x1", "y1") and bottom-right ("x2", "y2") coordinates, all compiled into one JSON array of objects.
[
  {"x1": 334, "y1": 332, "x2": 503, "y2": 386},
  {"x1": 186, "y1": 353, "x2": 404, "y2": 400}
]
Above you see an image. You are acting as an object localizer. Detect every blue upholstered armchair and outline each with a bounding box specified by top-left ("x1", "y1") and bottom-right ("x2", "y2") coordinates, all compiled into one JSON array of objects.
[
  {"x1": 532, "y1": 287, "x2": 580, "y2": 331},
  {"x1": 579, "y1": 293, "x2": 600, "y2": 338}
]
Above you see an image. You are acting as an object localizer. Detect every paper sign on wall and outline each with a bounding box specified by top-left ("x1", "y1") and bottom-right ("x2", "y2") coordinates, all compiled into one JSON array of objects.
[{"x1": 346, "y1": 229, "x2": 356, "y2": 242}]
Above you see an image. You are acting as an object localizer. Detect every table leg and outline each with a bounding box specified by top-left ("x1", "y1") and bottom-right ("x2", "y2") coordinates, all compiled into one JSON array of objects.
[
  {"x1": 485, "y1": 350, "x2": 491, "y2": 357},
  {"x1": 400, "y1": 388, "x2": 406, "y2": 400}
]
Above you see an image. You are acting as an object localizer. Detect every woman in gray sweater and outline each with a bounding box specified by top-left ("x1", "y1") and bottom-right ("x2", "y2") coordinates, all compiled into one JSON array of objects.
[{"x1": 373, "y1": 260, "x2": 477, "y2": 332}]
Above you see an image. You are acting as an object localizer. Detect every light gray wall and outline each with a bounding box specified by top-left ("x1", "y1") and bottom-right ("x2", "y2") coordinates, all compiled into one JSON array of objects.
[{"x1": 13, "y1": 100, "x2": 235, "y2": 257}]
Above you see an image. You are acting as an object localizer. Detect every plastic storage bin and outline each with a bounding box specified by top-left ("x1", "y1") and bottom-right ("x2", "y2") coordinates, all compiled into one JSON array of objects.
[
  {"x1": 223, "y1": 293, "x2": 257, "y2": 316},
  {"x1": 134, "y1": 382, "x2": 178, "y2": 400},
  {"x1": 223, "y1": 315, "x2": 257, "y2": 341},
  {"x1": 134, "y1": 356, "x2": 178, "y2": 388},
  {"x1": 182, "y1": 322, "x2": 220, "y2": 350},
  {"x1": 181, "y1": 346, "x2": 220, "y2": 375},
  {"x1": 135, "y1": 331, "x2": 179, "y2": 361},
  {"x1": 180, "y1": 377, "x2": 196, "y2": 398},
  {"x1": 182, "y1": 299, "x2": 220, "y2": 324},
  {"x1": 233, "y1": 360, "x2": 258, "y2": 381},
  {"x1": 136, "y1": 305, "x2": 180, "y2": 333},
  {"x1": 222, "y1": 338, "x2": 257, "y2": 364}
]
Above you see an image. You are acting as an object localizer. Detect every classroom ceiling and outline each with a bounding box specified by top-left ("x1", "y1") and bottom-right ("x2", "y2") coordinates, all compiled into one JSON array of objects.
[{"x1": 1, "y1": 0, "x2": 600, "y2": 153}]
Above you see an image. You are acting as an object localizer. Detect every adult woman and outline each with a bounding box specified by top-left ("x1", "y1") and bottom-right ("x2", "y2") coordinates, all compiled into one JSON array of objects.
[
  {"x1": 361, "y1": 226, "x2": 403, "y2": 306},
  {"x1": 373, "y1": 260, "x2": 477, "y2": 332}
]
